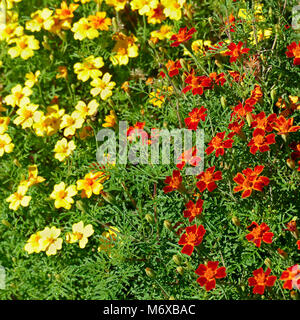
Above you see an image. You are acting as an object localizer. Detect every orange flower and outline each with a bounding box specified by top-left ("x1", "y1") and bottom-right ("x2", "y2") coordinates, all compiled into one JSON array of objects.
[
  {"x1": 178, "y1": 224, "x2": 206, "y2": 256},
  {"x1": 248, "y1": 128, "x2": 276, "y2": 154},
  {"x1": 248, "y1": 268, "x2": 277, "y2": 295},
  {"x1": 176, "y1": 147, "x2": 201, "y2": 170},
  {"x1": 228, "y1": 119, "x2": 245, "y2": 138},
  {"x1": 163, "y1": 170, "x2": 182, "y2": 193},
  {"x1": 170, "y1": 26, "x2": 196, "y2": 47},
  {"x1": 223, "y1": 41, "x2": 249, "y2": 63},
  {"x1": 270, "y1": 115, "x2": 300, "y2": 135},
  {"x1": 233, "y1": 165, "x2": 269, "y2": 198},
  {"x1": 285, "y1": 41, "x2": 300, "y2": 65},
  {"x1": 196, "y1": 166, "x2": 222, "y2": 192},
  {"x1": 195, "y1": 261, "x2": 227, "y2": 291},
  {"x1": 184, "y1": 107, "x2": 207, "y2": 130},
  {"x1": 183, "y1": 198, "x2": 204, "y2": 223},
  {"x1": 88, "y1": 12, "x2": 112, "y2": 31},
  {"x1": 280, "y1": 264, "x2": 300, "y2": 290},
  {"x1": 250, "y1": 112, "x2": 275, "y2": 132},
  {"x1": 56, "y1": 1, "x2": 79, "y2": 20},
  {"x1": 182, "y1": 70, "x2": 212, "y2": 95},
  {"x1": 205, "y1": 131, "x2": 234, "y2": 157},
  {"x1": 165, "y1": 59, "x2": 182, "y2": 77},
  {"x1": 245, "y1": 222, "x2": 274, "y2": 248}
]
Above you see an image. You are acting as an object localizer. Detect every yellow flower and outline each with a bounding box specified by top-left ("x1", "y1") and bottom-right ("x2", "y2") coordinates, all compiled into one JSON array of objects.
[
  {"x1": 105, "y1": 0, "x2": 127, "y2": 11},
  {"x1": 110, "y1": 32, "x2": 139, "y2": 66},
  {"x1": 8, "y1": 35, "x2": 40, "y2": 60},
  {"x1": 25, "y1": 70, "x2": 40, "y2": 88},
  {"x1": 150, "y1": 24, "x2": 174, "y2": 43},
  {"x1": 97, "y1": 226, "x2": 120, "y2": 255},
  {"x1": 20, "y1": 165, "x2": 45, "y2": 188},
  {"x1": 74, "y1": 0, "x2": 92, "y2": 3},
  {"x1": 56, "y1": 66, "x2": 68, "y2": 79},
  {"x1": 149, "y1": 89, "x2": 165, "y2": 107},
  {"x1": 76, "y1": 171, "x2": 106, "y2": 198},
  {"x1": 13, "y1": 103, "x2": 39, "y2": 129},
  {"x1": 161, "y1": 0, "x2": 185, "y2": 21},
  {"x1": 74, "y1": 55, "x2": 104, "y2": 82},
  {"x1": 146, "y1": 3, "x2": 166, "y2": 24},
  {"x1": 53, "y1": 138, "x2": 76, "y2": 162},
  {"x1": 60, "y1": 111, "x2": 85, "y2": 137},
  {"x1": 6, "y1": 185, "x2": 31, "y2": 211},
  {"x1": 25, "y1": 8, "x2": 54, "y2": 32},
  {"x1": 66, "y1": 221, "x2": 94, "y2": 248},
  {"x1": 130, "y1": 0, "x2": 158, "y2": 15},
  {"x1": 71, "y1": 17, "x2": 99, "y2": 40},
  {"x1": 249, "y1": 28, "x2": 272, "y2": 44},
  {"x1": 0, "y1": 23, "x2": 24, "y2": 42},
  {"x1": 4, "y1": 84, "x2": 32, "y2": 108},
  {"x1": 24, "y1": 231, "x2": 43, "y2": 254},
  {"x1": 0, "y1": 133, "x2": 14, "y2": 157},
  {"x1": 102, "y1": 110, "x2": 117, "y2": 128},
  {"x1": 0, "y1": 117, "x2": 10, "y2": 134},
  {"x1": 90, "y1": 73, "x2": 116, "y2": 100},
  {"x1": 6, "y1": 0, "x2": 22, "y2": 10},
  {"x1": 88, "y1": 12, "x2": 112, "y2": 31},
  {"x1": 50, "y1": 182, "x2": 77, "y2": 210},
  {"x1": 39, "y1": 226, "x2": 63, "y2": 256},
  {"x1": 75, "y1": 99, "x2": 99, "y2": 118}
]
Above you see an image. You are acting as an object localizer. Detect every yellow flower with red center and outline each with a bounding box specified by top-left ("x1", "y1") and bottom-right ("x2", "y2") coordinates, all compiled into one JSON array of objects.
[
  {"x1": 90, "y1": 73, "x2": 116, "y2": 100},
  {"x1": 53, "y1": 138, "x2": 76, "y2": 162},
  {"x1": 56, "y1": 1, "x2": 79, "y2": 21},
  {"x1": 0, "y1": 133, "x2": 14, "y2": 157},
  {"x1": 8, "y1": 35, "x2": 40, "y2": 60},
  {"x1": 88, "y1": 12, "x2": 112, "y2": 31},
  {"x1": 60, "y1": 111, "x2": 85, "y2": 137},
  {"x1": 6, "y1": 185, "x2": 31, "y2": 211},
  {"x1": 75, "y1": 99, "x2": 99, "y2": 118},
  {"x1": 76, "y1": 171, "x2": 106, "y2": 198},
  {"x1": 50, "y1": 182, "x2": 77, "y2": 210},
  {"x1": 74, "y1": 56, "x2": 104, "y2": 82},
  {"x1": 20, "y1": 165, "x2": 45, "y2": 188},
  {"x1": 110, "y1": 32, "x2": 139, "y2": 66},
  {"x1": 66, "y1": 221, "x2": 94, "y2": 248},
  {"x1": 4, "y1": 84, "x2": 32, "y2": 108},
  {"x1": 102, "y1": 110, "x2": 117, "y2": 128},
  {"x1": 105, "y1": 0, "x2": 128, "y2": 11},
  {"x1": 13, "y1": 103, "x2": 40, "y2": 129},
  {"x1": 146, "y1": 3, "x2": 166, "y2": 24},
  {"x1": 39, "y1": 226, "x2": 63, "y2": 256}
]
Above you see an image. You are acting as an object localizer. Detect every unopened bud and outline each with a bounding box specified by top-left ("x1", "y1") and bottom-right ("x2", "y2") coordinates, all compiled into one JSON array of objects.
[
  {"x1": 145, "y1": 214, "x2": 154, "y2": 224},
  {"x1": 145, "y1": 267, "x2": 156, "y2": 278},
  {"x1": 286, "y1": 158, "x2": 295, "y2": 169},
  {"x1": 1, "y1": 219, "x2": 12, "y2": 228},
  {"x1": 101, "y1": 191, "x2": 114, "y2": 204},
  {"x1": 290, "y1": 291, "x2": 298, "y2": 300},
  {"x1": 215, "y1": 59, "x2": 223, "y2": 68},
  {"x1": 270, "y1": 88, "x2": 277, "y2": 102},
  {"x1": 13, "y1": 159, "x2": 21, "y2": 167},
  {"x1": 264, "y1": 258, "x2": 272, "y2": 268},
  {"x1": 281, "y1": 133, "x2": 288, "y2": 142},
  {"x1": 176, "y1": 266, "x2": 184, "y2": 275},
  {"x1": 221, "y1": 96, "x2": 227, "y2": 109},
  {"x1": 112, "y1": 18, "x2": 118, "y2": 33},
  {"x1": 76, "y1": 200, "x2": 85, "y2": 212},
  {"x1": 172, "y1": 255, "x2": 181, "y2": 265},
  {"x1": 164, "y1": 220, "x2": 173, "y2": 231},
  {"x1": 246, "y1": 113, "x2": 253, "y2": 126},
  {"x1": 179, "y1": 58, "x2": 187, "y2": 70},
  {"x1": 232, "y1": 216, "x2": 240, "y2": 227},
  {"x1": 169, "y1": 295, "x2": 175, "y2": 300}
]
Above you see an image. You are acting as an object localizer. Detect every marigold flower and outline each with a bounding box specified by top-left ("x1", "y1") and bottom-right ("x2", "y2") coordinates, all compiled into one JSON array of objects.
[
  {"x1": 76, "y1": 171, "x2": 106, "y2": 198},
  {"x1": 228, "y1": 119, "x2": 245, "y2": 138},
  {"x1": 270, "y1": 115, "x2": 300, "y2": 135},
  {"x1": 280, "y1": 265, "x2": 300, "y2": 290},
  {"x1": 60, "y1": 111, "x2": 84, "y2": 137},
  {"x1": 6, "y1": 185, "x2": 31, "y2": 211},
  {"x1": 8, "y1": 35, "x2": 40, "y2": 60},
  {"x1": 150, "y1": 25, "x2": 174, "y2": 42},
  {"x1": 165, "y1": 59, "x2": 182, "y2": 77},
  {"x1": 149, "y1": 89, "x2": 165, "y2": 108},
  {"x1": 233, "y1": 165, "x2": 269, "y2": 198},
  {"x1": 24, "y1": 231, "x2": 43, "y2": 254},
  {"x1": 105, "y1": 0, "x2": 127, "y2": 11},
  {"x1": 297, "y1": 240, "x2": 300, "y2": 250},
  {"x1": 223, "y1": 41, "x2": 250, "y2": 63},
  {"x1": 285, "y1": 41, "x2": 300, "y2": 65},
  {"x1": 56, "y1": 66, "x2": 68, "y2": 79},
  {"x1": 246, "y1": 222, "x2": 274, "y2": 247},
  {"x1": 170, "y1": 26, "x2": 196, "y2": 47},
  {"x1": 0, "y1": 22, "x2": 24, "y2": 42},
  {"x1": 66, "y1": 221, "x2": 94, "y2": 248},
  {"x1": 74, "y1": 55, "x2": 104, "y2": 82},
  {"x1": 98, "y1": 226, "x2": 120, "y2": 255},
  {"x1": 25, "y1": 70, "x2": 40, "y2": 88},
  {"x1": 184, "y1": 107, "x2": 207, "y2": 130},
  {"x1": 0, "y1": 133, "x2": 14, "y2": 157},
  {"x1": 25, "y1": 8, "x2": 54, "y2": 32},
  {"x1": 75, "y1": 99, "x2": 99, "y2": 118},
  {"x1": 130, "y1": 0, "x2": 158, "y2": 15},
  {"x1": 248, "y1": 128, "x2": 276, "y2": 154},
  {"x1": 182, "y1": 70, "x2": 211, "y2": 95},
  {"x1": 248, "y1": 267, "x2": 277, "y2": 295},
  {"x1": 13, "y1": 103, "x2": 40, "y2": 129},
  {"x1": 176, "y1": 147, "x2": 201, "y2": 170},
  {"x1": 54, "y1": 138, "x2": 76, "y2": 162},
  {"x1": 71, "y1": 17, "x2": 99, "y2": 40},
  {"x1": 56, "y1": 1, "x2": 79, "y2": 21},
  {"x1": 0, "y1": 117, "x2": 10, "y2": 134},
  {"x1": 39, "y1": 226, "x2": 63, "y2": 256},
  {"x1": 183, "y1": 198, "x2": 204, "y2": 222},
  {"x1": 163, "y1": 169, "x2": 182, "y2": 193},
  {"x1": 195, "y1": 261, "x2": 227, "y2": 291},
  {"x1": 250, "y1": 112, "x2": 274, "y2": 132},
  {"x1": 178, "y1": 224, "x2": 206, "y2": 256},
  {"x1": 4, "y1": 84, "x2": 32, "y2": 108},
  {"x1": 146, "y1": 3, "x2": 166, "y2": 24},
  {"x1": 205, "y1": 132, "x2": 234, "y2": 157},
  {"x1": 50, "y1": 182, "x2": 77, "y2": 210},
  {"x1": 103, "y1": 110, "x2": 117, "y2": 128},
  {"x1": 20, "y1": 165, "x2": 45, "y2": 188},
  {"x1": 88, "y1": 12, "x2": 112, "y2": 31},
  {"x1": 196, "y1": 166, "x2": 222, "y2": 192},
  {"x1": 162, "y1": 0, "x2": 186, "y2": 21},
  {"x1": 90, "y1": 73, "x2": 116, "y2": 100}
]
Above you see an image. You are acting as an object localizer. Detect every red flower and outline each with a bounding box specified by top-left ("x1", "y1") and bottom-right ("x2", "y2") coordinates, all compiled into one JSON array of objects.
[
  {"x1": 205, "y1": 131, "x2": 234, "y2": 157},
  {"x1": 250, "y1": 84, "x2": 263, "y2": 103},
  {"x1": 183, "y1": 198, "x2": 204, "y2": 222},
  {"x1": 127, "y1": 122, "x2": 150, "y2": 144},
  {"x1": 280, "y1": 264, "x2": 300, "y2": 290},
  {"x1": 248, "y1": 268, "x2": 277, "y2": 295},
  {"x1": 195, "y1": 261, "x2": 227, "y2": 291},
  {"x1": 230, "y1": 101, "x2": 255, "y2": 122},
  {"x1": 246, "y1": 222, "x2": 274, "y2": 248},
  {"x1": 182, "y1": 70, "x2": 212, "y2": 95},
  {"x1": 163, "y1": 170, "x2": 182, "y2": 193},
  {"x1": 228, "y1": 119, "x2": 245, "y2": 138},
  {"x1": 184, "y1": 106, "x2": 207, "y2": 130},
  {"x1": 285, "y1": 41, "x2": 300, "y2": 65},
  {"x1": 176, "y1": 147, "x2": 201, "y2": 170},
  {"x1": 165, "y1": 60, "x2": 182, "y2": 77},
  {"x1": 209, "y1": 72, "x2": 226, "y2": 87},
  {"x1": 170, "y1": 27, "x2": 196, "y2": 47},
  {"x1": 196, "y1": 166, "x2": 222, "y2": 192},
  {"x1": 248, "y1": 128, "x2": 276, "y2": 154},
  {"x1": 270, "y1": 115, "x2": 300, "y2": 135},
  {"x1": 251, "y1": 112, "x2": 275, "y2": 132},
  {"x1": 178, "y1": 224, "x2": 206, "y2": 256},
  {"x1": 224, "y1": 41, "x2": 250, "y2": 63},
  {"x1": 297, "y1": 240, "x2": 300, "y2": 250},
  {"x1": 228, "y1": 70, "x2": 245, "y2": 83},
  {"x1": 233, "y1": 165, "x2": 269, "y2": 198}
]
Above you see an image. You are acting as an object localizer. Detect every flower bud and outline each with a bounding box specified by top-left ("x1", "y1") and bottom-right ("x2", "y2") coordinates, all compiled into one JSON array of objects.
[
  {"x1": 169, "y1": 296, "x2": 175, "y2": 300},
  {"x1": 76, "y1": 200, "x2": 85, "y2": 212},
  {"x1": 13, "y1": 159, "x2": 21, "y2": 167},
  {"x1": 1, "y1": 219, "x2": 11, "y2": 228},
  {"x1": 176, "y1": 266, "x2": 184, "y2": 275},
  {"x1": 172, "y1": 255, "x2": 181, "y2": 265},
  {"x1": 232, "y1": 216, "x2": 240, "y2": 227},
  {"x1": 145, "y1": 267, "x2": 156, "y2": 278},
  {"x1": 264, "y1": 258, "x2": 272, "y2": 268},
  {"x1": 164, "y1": 220, "x2": 173, "y2": 231},
  {"x1": 145, "y1": 214, "x2": 154, "y2": 224},
  {"x1": 246, "y1": 113, "x2": 253, "y2": 126},
  {"x1": 286, "y1": 158, "x2": 295, "y2": 169},
  {"x1": 290, "y1": 291, "x2": 299, "y2": 300},
  {"x1": 215, "y1": 59, "x2": 223, "y2": 68},
  {"x1": 270, "y1": 88, "x2": 277, "y2": 102},
  {"x1": 220, "y1": 96, "x2": 227, "y2": 109}
]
